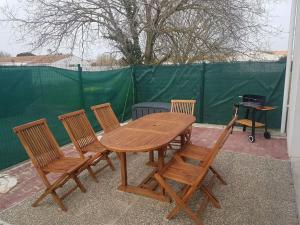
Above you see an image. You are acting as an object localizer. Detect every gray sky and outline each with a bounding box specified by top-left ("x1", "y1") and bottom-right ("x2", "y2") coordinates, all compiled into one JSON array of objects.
[{"x1": 0, "y1": 0, "x2": 293, "y2": 59}]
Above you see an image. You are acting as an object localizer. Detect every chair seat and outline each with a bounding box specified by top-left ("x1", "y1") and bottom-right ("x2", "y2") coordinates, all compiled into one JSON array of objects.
[
  {"x1": 81, "y1": 140, "x2": 108, "y2": 153},
  {"x1": 178, "y1": 144, "x2": 211, "y2": 161},
  {"x1": 161, "y1": 159, "x2": 204, "y2": 185},
  {"x1": 43, "y1": 157, "x2": 88, "y2": 174},
  {"x1": 81, "y1": 141, "x2": 111, "y2": 164}
]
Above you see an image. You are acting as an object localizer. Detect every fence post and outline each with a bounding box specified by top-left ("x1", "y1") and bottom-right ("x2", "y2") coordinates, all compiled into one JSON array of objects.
[
  {"x1": 199, "y1": 62, "x2": 206, "y2": 123},
  {"x1": 77, "y1": 64, "x2": 85, "y2": 109}
]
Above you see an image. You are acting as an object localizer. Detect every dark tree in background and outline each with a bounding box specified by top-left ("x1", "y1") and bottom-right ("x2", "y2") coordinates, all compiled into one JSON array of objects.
[
  {"x1": 16, "y1": 52, "x2": 35, "y2": 57},
  {"x1": 0, "y1": 51, "x2": 11, "y2": 57},
  {"x1": 2, "y1": 0, "x2": 277, "y2": 65}
]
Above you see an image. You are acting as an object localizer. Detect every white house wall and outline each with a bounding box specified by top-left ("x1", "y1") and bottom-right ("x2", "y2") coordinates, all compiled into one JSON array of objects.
[
  {"x1": 287, "y1": 0, "x2": 300, "y2": 158},
  {"x1": 50, "y1": 56, "x2": 89, "y2": 69},
  {"x1": 287, "y1": 0, "x2": 300, "y2": 219}
]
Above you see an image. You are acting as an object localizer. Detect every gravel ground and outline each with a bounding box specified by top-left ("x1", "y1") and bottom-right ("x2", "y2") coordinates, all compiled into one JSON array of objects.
[{"x1": 0, "y1": 151, "x2": 298, "y2": 225}]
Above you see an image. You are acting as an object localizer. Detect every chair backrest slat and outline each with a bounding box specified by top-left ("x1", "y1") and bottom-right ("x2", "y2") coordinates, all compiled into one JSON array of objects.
[
  {"x1": 91, "y1": 103, "x2": 120, "y2": 133},
  {"x1": 190, "y1": 116, "x2": 237, "y2": 188},
  {"x1": 171, "y1": 100, "x2": 196, "y2": 115},
  {"x1": 202, "y1": 116, "x2": 238, "y2": 169},
  {"x1": 59, "y1": 110, "x2": 97, "y2": 151},
  {"x1": 13, "y1": 119, "x2": 61, "y2": 168}
]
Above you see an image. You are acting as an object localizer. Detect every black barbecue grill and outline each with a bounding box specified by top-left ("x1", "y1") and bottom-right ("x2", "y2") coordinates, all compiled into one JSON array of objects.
[{"x1": 234, "y1": 94, "x2": 275, "y2": 143}]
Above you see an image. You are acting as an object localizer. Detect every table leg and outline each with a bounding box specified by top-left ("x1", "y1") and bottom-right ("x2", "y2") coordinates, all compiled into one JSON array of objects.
[
  {"x1": 146, "y1": 151, "x2": 158, "y2": 167},
  {"x1": 180, "y1": 134, "x2": 185, "y2": 148},
  {"x1": 157, "y1": 148, "x2": 165, "y2": 170},
  {"x1": 149, "y1": 151, "x2": 154, "y2": 163},
  {"x1": 157, "y1": 148, "x2": 166, "y2": 195},
  {"x1": 119, "y1": 152, "x2": 127, "y2": 187},
  {"x1": 117, "y1": 150, "x2": 169, "y2": 202}
]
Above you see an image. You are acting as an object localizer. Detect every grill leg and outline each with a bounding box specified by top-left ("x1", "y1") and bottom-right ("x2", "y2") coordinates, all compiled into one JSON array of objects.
[
  {"x1": 264, "y1": 111, "x2": 271, "y2": 139},
  {"x1": 264, "y1": 111, "x2": 268, "y2": 133},
  {"x1": 250, "y1": 109, "x2": 256, "y2": 142},
  {"x1": 243, "y1": 109, "x2": 249, "y2": 132}
]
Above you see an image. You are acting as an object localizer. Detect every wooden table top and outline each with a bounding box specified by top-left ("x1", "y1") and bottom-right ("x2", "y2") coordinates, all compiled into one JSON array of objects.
[{"x1": 100, "y1": 112, "x2": 196, "y2": 152}]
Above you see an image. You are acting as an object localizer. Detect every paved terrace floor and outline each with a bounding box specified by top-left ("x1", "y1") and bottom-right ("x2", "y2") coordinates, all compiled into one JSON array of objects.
[{"x1": 0, "y1": 126, "x2": 298, "y2": 225}]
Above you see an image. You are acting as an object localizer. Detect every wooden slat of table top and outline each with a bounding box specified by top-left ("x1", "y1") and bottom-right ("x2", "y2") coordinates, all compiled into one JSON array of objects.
[{"x1": 100, "y1": 112, "x2": 196, "y2": 152}]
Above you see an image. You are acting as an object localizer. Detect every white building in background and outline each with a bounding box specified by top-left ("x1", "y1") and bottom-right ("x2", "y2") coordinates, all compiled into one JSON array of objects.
[
  {"x1": 0, "y1": 54, "x2": 90, "y2": 69},
  {"x1": 283, "y1": 0, "x2": 300, "y2": 219},
  {"x1": 233, "y1": 50, "x2": 288, "y2": 62}
]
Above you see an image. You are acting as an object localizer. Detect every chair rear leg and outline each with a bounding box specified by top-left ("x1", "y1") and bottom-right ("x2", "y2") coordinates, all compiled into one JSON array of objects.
[
  {"x1": 87, "y1": 166, "x2": 98, "y2": 183},
  {"x1": 32, "y1": 188, "x2": 51, "y2": 207},
  {"x1": 185, "y1": 129, "x2": 192, "y2": 144},
  {"x1": 200, "y1": 185, "x2": 221, "y2": 208},
  {"x1": 166, "y1": 185, "x2": 190, "y2": 219},
  {"x1": 105, "y1": 155, "x2": 115, "y2": 171},
  {"x1": 73, "y1": 175, "x2": 86, "y2": 193},
  {"x1": 166, "y1": 184, "x2": 195, "y2": 220},
  {"x1": 209, "y1": 166, "x2": 227, "y2": 185},
  {"x1": 154, "y1": 174, "x2": 204, "y2": 225},
  {"x1": 51, "y1": 190, "x2": 67, "y2": 211}
]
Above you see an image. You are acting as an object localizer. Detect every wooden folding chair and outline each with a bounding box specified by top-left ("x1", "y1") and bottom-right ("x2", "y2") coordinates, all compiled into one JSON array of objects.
[
  {"x1": 171, "y1": 99, "x2": 196, "y2": 115},
  {"x1": 90, "y1": 103, "x2": 120, "y2": 133},
  {"x1": 59, "y1": 110, "x2": 115, "y2": 183},
  {"x1": 170, "y1": 99, "x2": 196, "y2": 148},
  {"x1": 91, "y1": 103, "x2": 139, "y2": 159},
  {"x1": 177, "y1": 116, "x2": 238, "y2": 185},
  {"x1": 154, "y1": 116, "x2": 237, "y2": 225},
  {"x1": 13, "y1": 119, "x2": 89, "y2": 211}
]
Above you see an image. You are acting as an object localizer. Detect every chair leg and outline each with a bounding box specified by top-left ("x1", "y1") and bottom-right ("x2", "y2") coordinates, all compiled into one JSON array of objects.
[
  {"x1": 32, "y1": 186, "x2": 68, "y2": 211},
  {"x1": 116, "y1": 152, "x2": 121, "y2": 160},
  {"x1": 51, "y1": 190, "x2": 67, "y2": 211},
  {"x1": 105, "y1": 155, "x2": 115, "y2": 171},
  {"x1": 32, "y1": 188, "x2": 51, "y2": 207},
  {"x1": 185, "y1": 129, "x2": 192, "y2": 144},
  {"x1": 167, "y1": 196, "x2": 191, "y2": 220},
  {"x1": 154, "y1": 174, "x2": 204, "y2": 225},
  {"x1": 73, "y1": 175, "x2": 86, "y2": 193},
  {"x1": 200, "y1": 185, "x2": 221, "y2": 208},
  {"x1": 87, "y1": 166, "x2": 98, "y2": 183},
  {"x1": 209, "y1": 166, "x2": 227, "y2": 185},
  {"x1": 149, "y1": 151, "x2": 154, "y2": 162}
]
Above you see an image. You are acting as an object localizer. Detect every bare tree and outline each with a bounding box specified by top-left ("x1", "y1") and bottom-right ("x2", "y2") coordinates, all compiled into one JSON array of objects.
[{"x1": 2, "y1": 0, "x2": 276, "y2": 64}]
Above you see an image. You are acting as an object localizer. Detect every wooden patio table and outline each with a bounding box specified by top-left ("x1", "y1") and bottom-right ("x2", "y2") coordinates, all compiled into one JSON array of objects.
[{"x1": 100, "y1": 112, "x2": 196, "y2": 202}]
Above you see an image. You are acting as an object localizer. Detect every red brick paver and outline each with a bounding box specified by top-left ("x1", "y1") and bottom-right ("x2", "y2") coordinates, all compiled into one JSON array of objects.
[
  {"x1": 0, "y1": 145, "x2": 79, "y2": 212},
  {"x1": 191, "y1": 127, "x2": 288, "y2": 160},
  {"x1": 0, "y1": 127, "x2": 288, "y2": 212}
]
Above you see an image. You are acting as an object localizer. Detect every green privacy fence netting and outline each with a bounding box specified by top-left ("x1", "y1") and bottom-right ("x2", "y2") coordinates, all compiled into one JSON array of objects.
[
  {"x1": 0, "y1": 66, "x2": 134, "y2": 170},
  {"x1": 133, "y1": 64, "x2": 205, "y2": 121},
  {"x1": 134, "y1": 62, "x2": 285, "y2": 127},
  {"x1": 0, "y1": 62, "x2": 286, "y2": 170},
  {"x1": 203, "y1": 62, "x2": 285, "y2": 125}
]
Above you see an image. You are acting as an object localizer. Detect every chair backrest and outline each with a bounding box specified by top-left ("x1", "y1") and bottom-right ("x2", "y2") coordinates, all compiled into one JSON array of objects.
[
  {"x1": 91, "y1": 103, "x2": 120, "y2": 133},
  {"x1": 59, "y1": 110, "x2": 98, "y2": 152},
  {"x1": 13, "y1": 119, "x2": 62, "y2": 169},
  {"x1": 170, "y1": 100, "x2": 196, "y2": 115},
  {"x1": 202, "y1": 115, "x2": 238, "y2": 169},
  {"x1": 191, "y1": 116, "x2": 237, "y2": 188}
]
